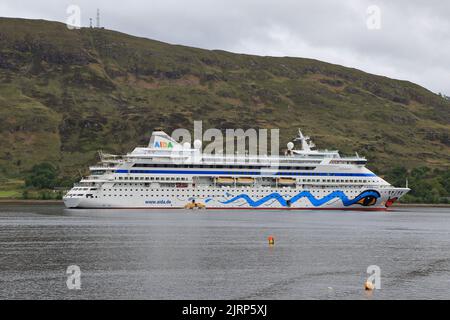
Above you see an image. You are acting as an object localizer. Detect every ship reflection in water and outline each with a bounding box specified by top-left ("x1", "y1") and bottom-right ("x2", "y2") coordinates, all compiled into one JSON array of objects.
[{"x1": 0, "y1": 204, "x2": 449, "y2": 299}]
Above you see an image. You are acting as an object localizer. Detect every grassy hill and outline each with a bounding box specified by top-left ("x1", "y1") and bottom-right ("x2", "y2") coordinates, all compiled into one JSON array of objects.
[{"x1": 0, "y1": 17, "x2": 449, "y2": 200}]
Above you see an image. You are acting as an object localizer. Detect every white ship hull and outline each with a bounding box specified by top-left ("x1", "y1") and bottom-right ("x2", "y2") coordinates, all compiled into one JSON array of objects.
[{"x1": 64, "y1": 186, "x2": 409, "y2": 210}]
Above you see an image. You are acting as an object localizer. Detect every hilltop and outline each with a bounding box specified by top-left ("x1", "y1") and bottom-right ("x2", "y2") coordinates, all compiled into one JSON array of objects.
[{"x1": 0, "y1": 17, "x2": 449, "y2": 197}]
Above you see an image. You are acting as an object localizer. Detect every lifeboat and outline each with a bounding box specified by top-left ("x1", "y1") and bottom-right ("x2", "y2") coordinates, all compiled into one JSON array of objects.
[
  {"x1": 277, "y1": 178, "x2": 296, "y2": 185},
  {"x1": 215, "y1": 177, "x2": 235, "y2": 184},
  {"x1": 176, "y1": 183, "x2": 188, "y2": 188},
  {"x1": 236, "y1": 177, "x2": 254, "y2": 185}
]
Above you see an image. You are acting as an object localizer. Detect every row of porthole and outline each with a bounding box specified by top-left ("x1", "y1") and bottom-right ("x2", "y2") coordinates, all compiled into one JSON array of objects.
[
  {"x1": 97, "y1": 189, "x2": 364, "y2": 197},
  {"x1": 115, "y1": 177, "x2": 188, "y2": 181},
  {"x1": 107, "y1": 186, "x2": 364, "y2": 190},
  {"x1": 100, "y1": 189, "x2": 363, "y2": 193},
  {"x1": 111, "y1": 183, "x2": 376, "y2": 189},
  {"x1": 112, "y1": 178, "x2": 378, "y2": 184}
]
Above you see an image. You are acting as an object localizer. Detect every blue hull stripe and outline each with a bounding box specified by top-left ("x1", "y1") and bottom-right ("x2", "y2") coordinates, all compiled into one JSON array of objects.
[
  {"x1": 220, "y1": 190, "x2": 381, "y2": 207},
  {"x1": 115, "y1": 169, "x2": 375, "y2": 177}
]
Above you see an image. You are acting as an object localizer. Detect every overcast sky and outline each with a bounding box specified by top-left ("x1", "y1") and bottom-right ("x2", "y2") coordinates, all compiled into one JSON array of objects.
[{"x1": 1, "y1": 0, "x2": 449, "y2": 95}]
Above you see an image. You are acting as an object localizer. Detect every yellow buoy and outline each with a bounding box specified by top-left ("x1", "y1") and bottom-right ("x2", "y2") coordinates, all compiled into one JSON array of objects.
[
  {"x1": 268, "y1": 236, "x2": 275, "y2": 245},
  {"x1": 184, "y1": 201, "x2": 206, "y2": 209},
  {"x1": 364, "y1": 281, "x2": 375, "y2": 291}
]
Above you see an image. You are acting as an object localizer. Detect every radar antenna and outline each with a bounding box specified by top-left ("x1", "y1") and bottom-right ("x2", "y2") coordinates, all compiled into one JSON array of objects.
[{"x1": 293, "y1": 129, "x2": 314, "y2": 151}]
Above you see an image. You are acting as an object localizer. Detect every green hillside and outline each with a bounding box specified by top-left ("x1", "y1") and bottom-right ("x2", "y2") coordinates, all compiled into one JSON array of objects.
[{"x1": 0, "y1": 18, "x2": 449, "y2": 201}]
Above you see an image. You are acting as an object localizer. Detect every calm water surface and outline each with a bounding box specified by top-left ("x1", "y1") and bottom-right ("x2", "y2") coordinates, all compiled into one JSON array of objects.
[{"x1": 0, "y1": 205, "x2": 449, "y2": 299}]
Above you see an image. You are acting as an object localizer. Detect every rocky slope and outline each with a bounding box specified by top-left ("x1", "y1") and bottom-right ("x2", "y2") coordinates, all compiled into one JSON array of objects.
[{"x1": 0, "y1": 17, "x2": 449, "y2": 183}]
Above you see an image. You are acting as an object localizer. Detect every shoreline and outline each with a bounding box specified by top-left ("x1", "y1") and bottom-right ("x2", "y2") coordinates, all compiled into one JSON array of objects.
[
  {"x1": 392, "y1": 203, "x2": 450, "y2": 208},
  {"x1": 0, "y1": 199, "x2": 449, "y2": 208},
  {"x1": 0, "y1": 199, "x2": 63, "y2": 205}
]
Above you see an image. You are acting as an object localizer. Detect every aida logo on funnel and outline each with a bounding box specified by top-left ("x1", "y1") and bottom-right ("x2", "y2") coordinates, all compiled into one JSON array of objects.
[{"x1": 154, "y1": 140, "x2": 174, "y2": 148}]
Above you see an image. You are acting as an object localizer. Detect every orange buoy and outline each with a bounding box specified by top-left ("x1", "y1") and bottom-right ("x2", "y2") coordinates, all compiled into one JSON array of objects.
[{"x1": 268, "y1": 236, "x2": 275, "y2": 245}]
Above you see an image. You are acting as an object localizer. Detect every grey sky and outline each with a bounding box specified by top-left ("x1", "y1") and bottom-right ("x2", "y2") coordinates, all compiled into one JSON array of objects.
[{"x1": 1, "y1": 0, "x2": 449, "y2": 95}]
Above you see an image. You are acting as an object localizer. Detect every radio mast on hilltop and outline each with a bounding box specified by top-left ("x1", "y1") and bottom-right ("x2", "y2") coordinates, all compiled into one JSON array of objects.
[{"x1": 96, "y1": 8, "x2": 100, "y2": 28}]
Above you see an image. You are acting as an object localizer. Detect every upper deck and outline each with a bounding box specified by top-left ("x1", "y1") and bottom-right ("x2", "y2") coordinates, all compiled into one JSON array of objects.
[{"x1": 96, "y1": 130, "x2": 367, "y2": 168}]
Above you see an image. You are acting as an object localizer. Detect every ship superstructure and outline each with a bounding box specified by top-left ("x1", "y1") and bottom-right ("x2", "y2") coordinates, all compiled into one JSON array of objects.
[{"x1": 63, "y1": 130, "x2": 409, "y2": 210}]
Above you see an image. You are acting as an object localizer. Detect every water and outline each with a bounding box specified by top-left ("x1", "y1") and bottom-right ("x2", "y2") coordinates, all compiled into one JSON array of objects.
[{"x1": 0, "y1": 204, "x2": 449, "y2": 300}]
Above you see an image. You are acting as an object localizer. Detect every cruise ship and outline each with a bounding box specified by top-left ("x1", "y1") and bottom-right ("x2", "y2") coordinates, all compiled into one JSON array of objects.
[{"x1": 63, "y1": 130, "x2": 410, "y2": 210}]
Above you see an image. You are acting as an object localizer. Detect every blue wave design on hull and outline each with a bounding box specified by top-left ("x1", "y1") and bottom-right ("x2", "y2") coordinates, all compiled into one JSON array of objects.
[{"x1": 220, "y1": 190, "x2": 380, "y2": 207}]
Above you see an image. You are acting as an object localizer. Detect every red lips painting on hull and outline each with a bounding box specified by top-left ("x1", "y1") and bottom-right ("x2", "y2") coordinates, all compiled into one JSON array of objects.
[{"x1": 385, "y1": 197, "x2": 398, "y2": 207}]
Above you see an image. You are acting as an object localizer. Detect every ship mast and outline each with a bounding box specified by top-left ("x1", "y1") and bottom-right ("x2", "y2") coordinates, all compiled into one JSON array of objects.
[{"x1": 293, "y1": 129, "x2": 315, "y2": 151}]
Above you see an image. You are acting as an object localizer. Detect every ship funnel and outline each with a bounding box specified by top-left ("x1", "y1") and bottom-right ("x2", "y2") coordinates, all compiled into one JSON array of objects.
[{"x1": 149, "y1": 131, "x2": 182, "y2": 150}]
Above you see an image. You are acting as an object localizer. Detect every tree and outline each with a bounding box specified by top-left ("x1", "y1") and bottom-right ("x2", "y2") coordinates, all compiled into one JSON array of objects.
[
  {"x1": 438, "y1": 169, "x2": 450, "y2": 196},
  {"x1": 385, "y1": 166, "x2": 407, "y2": 187},
  {"x1": 25, "y1": 163, "x2": 58, "y2": 189},
  {"x1": 410, "y1": 166, "x2": 430, "y2": 180}
]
